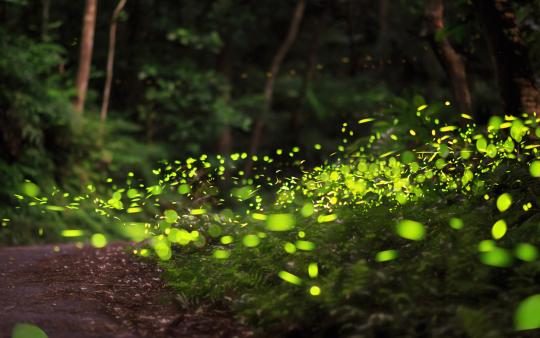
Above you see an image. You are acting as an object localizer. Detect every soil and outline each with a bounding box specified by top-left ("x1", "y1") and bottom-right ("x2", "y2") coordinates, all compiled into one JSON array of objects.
[{"x1": 0, "y1": 243, "x2": 251, "y2": 338}]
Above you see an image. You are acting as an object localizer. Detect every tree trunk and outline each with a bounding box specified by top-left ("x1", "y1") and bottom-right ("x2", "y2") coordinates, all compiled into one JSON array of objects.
[
  {"x1": 292, "y1": 11, "x2": 327, "y2": 131},
  {"x1": 41, "y1": 0, "x2": 50, "y2": 41},
  {"x1": 217, "y1": 35, "x2": 234, "y2": 155},
  {"x1": 245, "y1": 0, "x2": 306, "y2": 174},
  {"x1": 474, "y1": 0, "x2": 539, "y2": 115},
  {"x1": 345, "y1": 0, "x2": 358, "y2": 76},
  {"x1": 74, "y1": 0, "x2": 97, "y2": 114},
  {"x1": 424, "y1": 0, "x2": 472, "y2": 116},
  {"x1": 100, "y1": 0, "x2": 128, "y2": 121}
]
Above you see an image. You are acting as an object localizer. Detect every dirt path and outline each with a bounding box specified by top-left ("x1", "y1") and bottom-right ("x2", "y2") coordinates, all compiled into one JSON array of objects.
[{"x1": 0, "y1": 243, "x2": 247, "y2": 338}]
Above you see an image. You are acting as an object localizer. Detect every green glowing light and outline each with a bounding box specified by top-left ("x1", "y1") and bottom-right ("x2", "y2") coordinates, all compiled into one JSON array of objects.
[
  {"x1": 309, "y1": 286, "x2": 321, "y2": 296},
  {"x1": 515, "y1": 243, "x2": 538, "y2": 262},
  {"x1": 375, "y1": 249, "x2": 398, "y2": 262},
  {"x1": 317, "y1": 214, "x2": 337, "y2": 223},
  {"x1": 220, "y1": 235, "x2": 233, "y2": 245},
  {"x1": 491, "y1": 219, "x2": 507, "y2": 240},
  {"x1": 295, "y1": 240, "x2": 315, "y2": 251},
  {"x1": 266, "y1": 213, "x2": 296, "y2": 231},
  {"x1": 496, "y1": 193, "x2": 512, "y2": 212},
  {"x1": 242, "y1": 234, "x2": 260, "y2": 248},
  {"x1": 21, "y1": 181, "x2": 40, "y2": 197},
  {"x1": 449, "y1": 217, "x2": 464, "y2": 230},
  {"x1": 278, "y1": 271, "x2": 302, "y2": 285},
  {"x1": 252, "y1": 213, "x2": 267, "y2": 221},
  {"x1": 301, "y1": 203, "x2": 314, "y2": 217},
  {"x1": 178, "y1": 184, "x2": 190, "y2": 195},
  {"x1": 164, "y1": 209, "x2": 178, "y2": 223},
  {"x1": 480, "y1": 247, "x2": 512, "y2": 267},
  {"x1": 530, "y1": 161, "x2": 540, "y2": 177},
  {"x1": 284, "y1": 242, "x2": 297, "y2": 254},
  {"x1": 308, "y1": 263, "x2": 318, "y2": 278},
  {"x1": 190, "y1": 208, "x2": 207, "y2": 215},
  {"x1": 45, "y1": 205, "x2": 64, "y2": 212},
  {"x1": 61, "y1": 229, "x2": 84, "y2": 237},
  {"x1": 396, "y1": 219, "x2": 425, "y2": 241},
  {"x1": 213, "y1": 249, "x2": 230, "y2": 259},
  {"x1": 515, "y1": 295, "x2": 540, "y2": 330},
  {"x1": 91, "y1": 233, "x2": 107, "y2": 248}
]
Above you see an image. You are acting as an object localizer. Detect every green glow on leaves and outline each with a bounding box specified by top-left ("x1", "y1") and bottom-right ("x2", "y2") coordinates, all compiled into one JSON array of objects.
[
  {"x1": 491, "y1": 219, "x2": 507, "y2": 240},
  {"x1": 515, "y1": 243, "x2": 538, "y2": 262},
  {"x1": 164, "y1": 209, "x2": 178, "y2": 223},
  {"x1": 376, "y1": 249, "x2": 398, "y2": 262},
  {"x1": 266, "y1": 213, "x2": 296, "y2": 231},
  {"x1": 242, "y1": 234, "x2": 260, "y2": 247},
  {"x1": 396, "y1": 219, "x2": 425, "y2": 241},
  {"x1": 190, "y1": 208, "x2": 207, "y2": 215},
  {"x1": 496, "y1": 193, "x2": 512, "y2": 212},
  {"x1": 401, "y1": 151, "x2": 415, "y2": 164},
  {"x1": 208, "y1": 224, "x2": 222, "y2": 238},
  {"x1": 476, "y1": 138, "x2": 487, "y2": 152},
  {"x1": 91, "y1": 233, "x2": 107, "y2": 248},
  {"x1": 514, "y1": 295, "x2": 540, "y2": 330},
  {"x1": 278, "y1": 271, "x2": 302, "y2": 285}
]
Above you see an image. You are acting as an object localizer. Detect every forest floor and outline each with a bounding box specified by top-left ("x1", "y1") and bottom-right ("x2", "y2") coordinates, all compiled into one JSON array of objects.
[{"x1": 0, "y1": 243, "x2": 250, "y2": 338}]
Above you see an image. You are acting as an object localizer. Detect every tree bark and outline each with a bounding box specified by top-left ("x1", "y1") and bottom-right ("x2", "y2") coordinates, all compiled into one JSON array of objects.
[
  {"x1": 100, "y1": 0, "x2": 128, "y2": 121},
  {"x1": 74, "y1": 0, "x2": 97, "y2": 114},
  {"x1": 245, "y1": 0, "x2": 306, "y2": 174},
  {"x1": 424, "y1": 0, "x2": 472, "y2": 116},
  {"x1": 217, "y1": 35, "x2": 234, "y2": 155},
  {"x1": 345, "y1": 0, "x2": 358, "y2": 76},
  {"x1": 292, "y1": 11, "x2": 328, "y2": 131},
  {"x1": 474, "y1": 0, "x2": 539, "y2": 115},
  {"x1": 41, "y1": 0, "x2": 50, "y2": 41}
]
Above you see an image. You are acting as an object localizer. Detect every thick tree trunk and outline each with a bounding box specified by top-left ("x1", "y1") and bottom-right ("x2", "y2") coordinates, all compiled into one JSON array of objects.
[
  {"x1": 424, "y1": 0, "x2": 472, "y2": 116},
  {"x1": 74, "y1": 0, "x2": 98, "y2": 114},
  {"x1": 245, "y1": 0, "x2": 306, "y2": 174},
  {"x1": 474, "y1": 0, "x2": 539, "y2": 115},
  {"x1": 100, "y1": 0, "x2": 128, "y2": 121}
]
